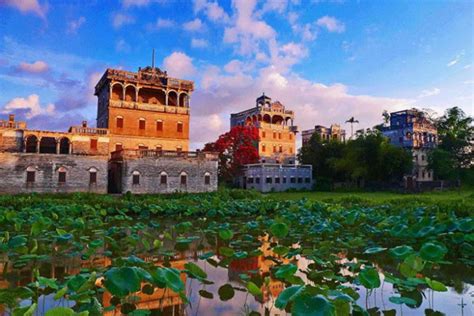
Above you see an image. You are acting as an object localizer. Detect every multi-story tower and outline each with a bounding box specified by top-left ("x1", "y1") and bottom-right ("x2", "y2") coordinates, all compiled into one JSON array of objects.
[
  {"x1": 302, "y1": 124, "x2": 346, "y2": 145},
  {"x1": 382, "y1": 109, "x2": 438, "y2": 182},
  {"x1": 94, "y1": 66, "x2": 194, "y2": 153},
  {"x1": 230, "y1": 94, "x2": 298, "y2": 163}
]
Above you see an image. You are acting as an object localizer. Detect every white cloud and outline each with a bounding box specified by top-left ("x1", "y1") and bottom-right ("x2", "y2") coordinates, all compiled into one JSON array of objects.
[
  {"x1": 316, "y1": 16, "x2": 345, "y2": 33},
  {"x1": 121, "y1": 0, "x2": 151, "y2": 8},
  {"x1": 191, "y1": 38, "x2": 209, "y2": 48},
  {"x1": 193, "y1": 0, "x2": 230, "y2": 23},
  {"x1": 2, "y1": 94, "x2": 55, "y2": 119},
  {"x1": 447, "y1": 50, "x2": 465, "y2": 67},
  {"x1": 1, "y1": 0, "x2": 47, "y2": 18},
  {"x1": 183, "y1": 18, "x2": 204, "y2": 32},
  {"x1": 67, "y1": 16, "x2": 86, "y2": 34},
  {"x1": 418, "y1": 88, "x2": 441, "y2": 98},
  {"x1": 115, "y1": 39, "x2": 131, "y2": 53},
  {"x1": 261, "y1": 0, "x2": 289, "y2": 14},
  {"x1": 224, "y1": 60, "x2": 245, "y2": 73},
  {"x1": 17, "y1": 60, "x2": 49, "y2": 73},
  {"x1": 162, "y1": 52, "x2": 196, "y2": 78},
  {"x1": 112, "y1": 13, "x2": 135, "y2": 28}
]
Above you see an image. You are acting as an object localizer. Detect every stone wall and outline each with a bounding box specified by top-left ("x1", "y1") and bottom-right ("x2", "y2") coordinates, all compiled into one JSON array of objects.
[
  {"x1": 240, "y1": 163, "x2": 313, "y2": 192},
  {"x1": 117, "y1": 155, "x2": 218, "y2": 194},
  {"x1": 0, "y1": 129, "x2": 23, "y2": 152},
  {"x1": 0, "y1": 152, "x2": 108, "y2": 194}
]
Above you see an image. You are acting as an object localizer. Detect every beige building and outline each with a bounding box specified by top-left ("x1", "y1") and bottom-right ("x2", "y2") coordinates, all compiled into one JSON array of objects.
[{"x1": 302, "y1": 124, "x2": 346, "y2": 145}]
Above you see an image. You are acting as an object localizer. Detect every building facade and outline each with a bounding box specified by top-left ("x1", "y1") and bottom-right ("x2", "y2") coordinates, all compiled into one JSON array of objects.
[
  {"x1": 302, "y1": 124, "x2": 346, "y2": 145},
  {"x1": 382, "y1": 109, "x2": 438, "y2": 182},
  {"x1": 230, "y1": 94, "x2": 298, "y2": 164},
  {"x1": 0, "y1": 65, "x2": 218, "y2": 195}
]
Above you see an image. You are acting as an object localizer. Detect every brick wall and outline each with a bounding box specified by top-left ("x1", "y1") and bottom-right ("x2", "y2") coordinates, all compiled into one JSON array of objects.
[
  {"x1": 0, "y1": 130, "x2": 23, "y2": 152},
  {"x1": 240, "y1": 164, "x2": 313, "y2": 192},
  {"x1": 0, "y1": 152, "x2": 108, "y2": 194},
  {"x1": 118, "y1": 156, "x2": 218, "y2": 194}
]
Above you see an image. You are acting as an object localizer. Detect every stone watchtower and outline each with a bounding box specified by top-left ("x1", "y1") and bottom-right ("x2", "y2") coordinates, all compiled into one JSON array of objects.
[
  {"x1": 94, "y1": 65, "x2": 194, "y2": 153},
  {"x1": 230, "y1": 94, "x2": 298, "y2": 163}
]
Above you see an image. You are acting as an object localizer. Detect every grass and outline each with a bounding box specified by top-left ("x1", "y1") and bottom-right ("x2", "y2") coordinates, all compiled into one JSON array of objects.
[{"x1": 265, "y1": 187, "x2": 474, "y2": 212}]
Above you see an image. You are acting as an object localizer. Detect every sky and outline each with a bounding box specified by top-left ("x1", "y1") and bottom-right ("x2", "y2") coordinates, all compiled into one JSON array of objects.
[{"x1": 0, "y1": 0, "x2": 472, "y2": 149}]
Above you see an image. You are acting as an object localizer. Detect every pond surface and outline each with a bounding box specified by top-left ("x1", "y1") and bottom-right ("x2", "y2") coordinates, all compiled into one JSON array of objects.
[
  {"x1": 2, "y1": 235, "x2": 472, "y2": 315},
  {"x1": 0, "y1": 194, "x2": 473, "y2": 315}
]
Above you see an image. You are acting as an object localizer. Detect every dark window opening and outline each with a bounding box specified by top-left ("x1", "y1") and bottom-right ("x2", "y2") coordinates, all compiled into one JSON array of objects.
[
  {"x1": 305, "y1": 177, "x2": 311, "y2": 183},
  {"x1": 247, "y1": 177, "x2": 254, "y2": 184},
  {"x1": 139, "y1": 119, "x2": 146, "y2": 130},
  {"x1": 116, "y1": 117, "x2": 123, "y2": 129},
  {"x1": 26, "y1": 171, "x2": 35, "y2": 183},
  {"x1": 266, "y1": 177, "x2": 272, "y2": 184},
  {"x1": 255, "y1": 177, "x2": 260, "y2": 184},
  {"x1": 115, "y1": 144, "x2": 123, "y2": 152},
  {"x1": 283, "y1": 177, "x2": 287, "y2": 184},
  {"x1": 90, "y1": 139, "x2": 98, "y2": 151},
  {"x1": 204, "y1": 174, "x2": 211, "y2": 185},
  {"x1": 133, "y1": 174, "x2": 140, "y2": 185},
  {"x1": 275, "y1": 177, "x2": 280, "y2": 184},
  {"x1": 160, "y1": 174, "x2": 167, "y2": 185},
  {"x1": 180, "y1": 174, "x2": 187, "y2": 185},
  {"x1": 177, "y1": 122, "x2": 183, "y2": 133},
  {"x1": 58, "y1": 172, "x2": 66, "y2": 183},
  {"x1": 297, "y1": 177, "x2": 303, "y2": 184},
  {"x1": 290, "y1": 177, "x2": 296, "y2": 184},
  {"x1": 156, "y1": 121, "x2": 163, "y2": 131},
  {"x1": 89, "y1": 172, "x2": 97, "y2": 184},
  {"x1": 59, "y1": 138, "x2": 70, "y2": 154}
]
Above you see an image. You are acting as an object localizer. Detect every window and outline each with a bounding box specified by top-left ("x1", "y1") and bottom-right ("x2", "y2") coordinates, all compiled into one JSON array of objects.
[
  {"x1": 278, "y1": 132, "x2": 281, "y2": 139},
  {"x1": 279, "y1": 145, "x2": 283, "y2": 153},
  {"x1": 90, "y1": 139, "x2": 98, "y2": 150},
  {"x1": 160, "y1": 172, "x2": 167, "y2": 185},
  {"x1": 116, "y1": 117, "x2": 123, "y2": 128},
  {"x1": 176, "y1": 146, "x2": 182, "y2": 154},
  {"x1": 283, "y1": 177, "x2": 287, "y2": 184},
  {"x1": 273, "y1": 132, "x2": 277, "y2": 139},
  {"x1": 275, "y1": 177, "x2": 280, "y2": 184},
  {"x1": 156, "y1": 120, "x2": 163, "y2": 131},
  {"x1": 26, "y1": 167, "x2": 35, "y2": 183},
  {"x1": 132, "y1": 171, "x2": 140, "y2": 185},
  {"x1": 247, "y1": 177, "x2": 254, "y2": 184},
  {"x1": 177, "y1": 122, "x2": 183, "y2": 133},
  {"x1": 262, "y1": 144, "x2": 266, "y2": 152},
  {"x1": 298, "y1": 177, "x2": 303, "y2": 184},
  {"x1": 58, "y1": 168, "x2": 66, "y2": 184},
  {"x1": 422, "y1": 170, "x2": 426, "y2": 178},
  {"x1": 115, "y1": 143, "x2": 123, "y2": 151},
  {"x1": 139, "y1": 118, "x2": 146, "y2": 130},
  {"x1": 262, "y1": 131, "x2": 266, "y2": 138},
  {"x1": 89, "y1": 168, "x2": 97, "y2": 185},
  {"x1": 266, "y1": 177, "x2": 272, "y2": 184},
  {"x1": 156, "y1": 145, "x2": 162, "y2": 152},
  {"x1": 289, "y1": 147, "x2": 293, "y2": 154},
  {"x1": 305, "y1": 177, "x2": 311, "y2": 183},
  {"x1": 421, "y1": 155, "x2": 425, "y2": 161},
  {"x1": 204, "y1": 172, "x2": 211, "y2": 185},
  {"x1": 255, "y1": 177, "x2": 260, "y2": 184},
  {"x1": 138, "y1": 144, "x2": 148, "y2": 150},
  {"x1": 289, "y1": 134, "x2": 293, "y2": 140},
  {"x1": 273, "y1": 146, "x2": 276, "y2": 153},
  {"x1": 290, "y1": 177, "x2": 296, "y2": 184},
  {"x1": 180, "y1": 172, "x2": 187, "y2": 185}
]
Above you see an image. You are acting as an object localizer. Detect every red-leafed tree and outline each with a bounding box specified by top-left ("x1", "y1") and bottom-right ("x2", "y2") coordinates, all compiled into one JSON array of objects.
[{"x1": 204, "y1": 126, "x2": 260, "y2": 183}]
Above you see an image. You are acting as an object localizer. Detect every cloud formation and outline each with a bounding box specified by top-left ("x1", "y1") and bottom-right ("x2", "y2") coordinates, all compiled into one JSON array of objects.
[
  {"x1": 112, "y1": 13, "x2": 135, "y2": 28},
  {"x1": 163, "y1": 52, "x2": 196, "y2": 78},
  {"x1": 3, "y1": 94, "x2": 55, "y2": 119},
  {"x1": 1, "y1": 0, "x2": 47, "y2": 18},
  {"x1": 316, "y1": 16, "x2": 345, "y2": 33},
  {"x1": 17, "y1": 61, "x2": 49, "y2": 73},
  {"x1": 67, "y1": 16, "x2": 86, "y2": 34},
  {"x1": 418, "y1": 88, "x2": 441, "y2": 98},
  {"x1": 191, "y1": 38, "x2": 209, "y2": 48},
  {"x1": 183, "y1": 18, "x2": 204, "y2": 32}
]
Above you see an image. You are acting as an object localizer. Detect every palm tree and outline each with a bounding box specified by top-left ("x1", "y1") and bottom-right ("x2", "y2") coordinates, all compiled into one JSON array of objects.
[{"x1": 345, "y1": 117, "x2": 359, "y2": 140}]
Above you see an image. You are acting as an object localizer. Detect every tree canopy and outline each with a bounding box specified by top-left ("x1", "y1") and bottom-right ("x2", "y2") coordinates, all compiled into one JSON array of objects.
[{"x1": 204, "y1": 126, "x2": 260, "y2": 183}]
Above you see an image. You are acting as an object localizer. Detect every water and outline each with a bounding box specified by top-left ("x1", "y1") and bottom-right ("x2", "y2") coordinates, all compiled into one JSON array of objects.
[{"x1": 2, "y1": 237, "x2": 472, "y2": 316}]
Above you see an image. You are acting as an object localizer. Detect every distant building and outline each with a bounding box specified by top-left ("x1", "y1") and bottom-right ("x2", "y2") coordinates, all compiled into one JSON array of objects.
[
  {"x1": 231, "y1": 94, "x2": 313, "y2": 192},
  {"x1": 382, "y1": 109, "x2": 438, "y2": 182},
  {"x1": 302, "y1": 124, "x2": 346, "y2": 145},
  {"x1": 230, "y1": 94, "x2": 298, "y2": 164},
  {"x1": 0, "y1": 64, "x2": 218, "y2": 194}
]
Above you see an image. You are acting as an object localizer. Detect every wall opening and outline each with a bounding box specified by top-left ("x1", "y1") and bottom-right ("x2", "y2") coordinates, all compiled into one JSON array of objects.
[
  {"x1": 39, "y1": 137, "x2": 56, "y2": 154},
  {"x1": 25, "y1": 135, "x2": 38, "y2": 153},
  {"x1": 59, "y1": 138, "x2": 70, "y2": 154}
]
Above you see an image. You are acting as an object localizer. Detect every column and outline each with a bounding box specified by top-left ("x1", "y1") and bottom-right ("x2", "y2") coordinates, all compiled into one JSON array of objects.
[
  {"x1": 135, "y1": 87, "x2": 139, "y2": 103},
  {"x1": 177, "y1": 91, "x2": 180, "y2": 107},
  {"x1": 56, "y1": 139, "x2": 60, "y2": 154},
  {"x1": 36, "y1": 137, "x2": 41, "y2": 153},
  {"x1": 165, "y1": 91, "x2": 169, "y2": 106}
]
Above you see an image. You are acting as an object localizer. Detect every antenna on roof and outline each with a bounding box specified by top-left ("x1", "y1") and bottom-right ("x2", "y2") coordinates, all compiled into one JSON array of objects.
[{"x1": 152, "y1": 48, "x2": 155, "y2": 69}]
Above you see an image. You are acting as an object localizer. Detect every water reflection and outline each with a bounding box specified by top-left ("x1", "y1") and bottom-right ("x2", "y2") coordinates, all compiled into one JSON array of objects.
[{"x1": 0, "y1": 236, "x2": 472, "y2": 315}]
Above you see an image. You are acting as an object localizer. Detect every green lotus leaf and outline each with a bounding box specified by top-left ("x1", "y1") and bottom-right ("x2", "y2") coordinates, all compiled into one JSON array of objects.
[
  {"x1": 219, "y1": 228, "x2": 234, "y2": 240},
  {"x1": 270, "y1": 222, "x2": 289, "y2": 239},
  {"x1": 420, "y1": 242, "x2": 447, "y2": 262},
  {"x1": 363, "y1": 246, "x2": 387, "y2": 254},
  {"x1": 104, "y1": 267, "x2": 142, "y2": 297},
  {"x1": 388, "y1": 296, "x2": 417, "y2": 306},
  {"x1": 425, "y1": 278, "x2": 448, "y2": 292},
  {"x1": 389, "y1": 245, "x2": 414, "y2": 259},
  {"x1": 292, "y1": 294, "x2": 335, "y2": 316},
  {"x1": 218, "y1": 284, "x2": 235, "y2": 301},
  {"x1": 275, "y1": 285, "x2": 303, "y2": 309},
  {"x1": 275, "y1": 264, "x2": 298, "y2": 279},
  {"x1": 359, "y1": 267, "x2": 381, "y2": 289},
  {"x1": 184, "y1": 262, "x2": 207, "y2": 279},
  {"x1": 246, "y1": 281, "x2": 262, "y2": 297}
]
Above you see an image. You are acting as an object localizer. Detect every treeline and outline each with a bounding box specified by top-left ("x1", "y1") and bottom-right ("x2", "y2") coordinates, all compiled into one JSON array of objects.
[{"x1": 299, "y1": 130, "x2": 413, "y2": 189}]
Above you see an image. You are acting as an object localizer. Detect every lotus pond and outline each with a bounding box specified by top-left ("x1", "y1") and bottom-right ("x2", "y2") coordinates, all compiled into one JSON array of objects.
[{"x1": 0, "y1": 191, "x2": 472, "y2": 315}]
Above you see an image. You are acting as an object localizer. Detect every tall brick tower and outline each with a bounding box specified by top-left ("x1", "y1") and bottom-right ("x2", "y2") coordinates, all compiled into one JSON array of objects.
[
  {"x1": 94, "y1": 65, "x2": 194, "y2": 153},
  {"x1": 230, "y1": 94, "x2": 298, "y2": 163}
]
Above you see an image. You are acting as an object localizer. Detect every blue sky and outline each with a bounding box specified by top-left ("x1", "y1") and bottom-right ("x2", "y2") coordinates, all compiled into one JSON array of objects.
[{"x1": 0, "y1": 0, "x2": 472, "y2": 148}]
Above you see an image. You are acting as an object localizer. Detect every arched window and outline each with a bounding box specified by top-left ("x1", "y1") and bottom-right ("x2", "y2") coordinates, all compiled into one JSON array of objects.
[
  {"x1": 25, "y1": 135, "x2": 38, "y2": 153},
  {"x1": 177, "y1": 121, "x2": 183, "y2": 133},
  {"x1": 156, "y1": 120, "x2": 163, "y2": 132},
  {"x1": 204, "y1": 172, "x2": 211, "y2": 185},
  {"x1": 138, "y1": 144, "x2": 148, "y2": 150},
  {"x1": 160, "y1": 171, "x2": 167, "y2": 185},
  {"x1": 58, "y1": 167, "x2": 67, "y2": 184},
  {"x1": 179, "y1": 93, "x2": 189, "y2": 107},
  {"x1": 111, "y1": 83, "x2": 123, "y2": 101},
  {"x1": 59, "y1": 138, "x2": 70, "y2": 154},
  {"x1": 39, "y1": 137, "x2": 56, "y2": 154},
  {"x1": 180, "y1": 172, "x2": 187, "y2": 186},
  {"x1": 89, "y1": 167, "x2": 97, "y2": 185},
  {"x1": 168, "y1": 91, "x2": 178, "y2": 106},
  {"x1": 26, "y1": 166, "x2": 36, "y2": 183},
  {"x1": 262, "y1": 144, "x2": 266, "y2": 152},
  {"x1": 116, "y1": 116, "x2": 124, "y2": 129},
  {"x1": 139, "y1": 118, "x2": 146, "y2": 130},
  {"x1": 132, "y1": 170, "x2": 140, "y2": 185},
  {"x1": 115, "y1": 143, "x2": 123, "y2": 152}
]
